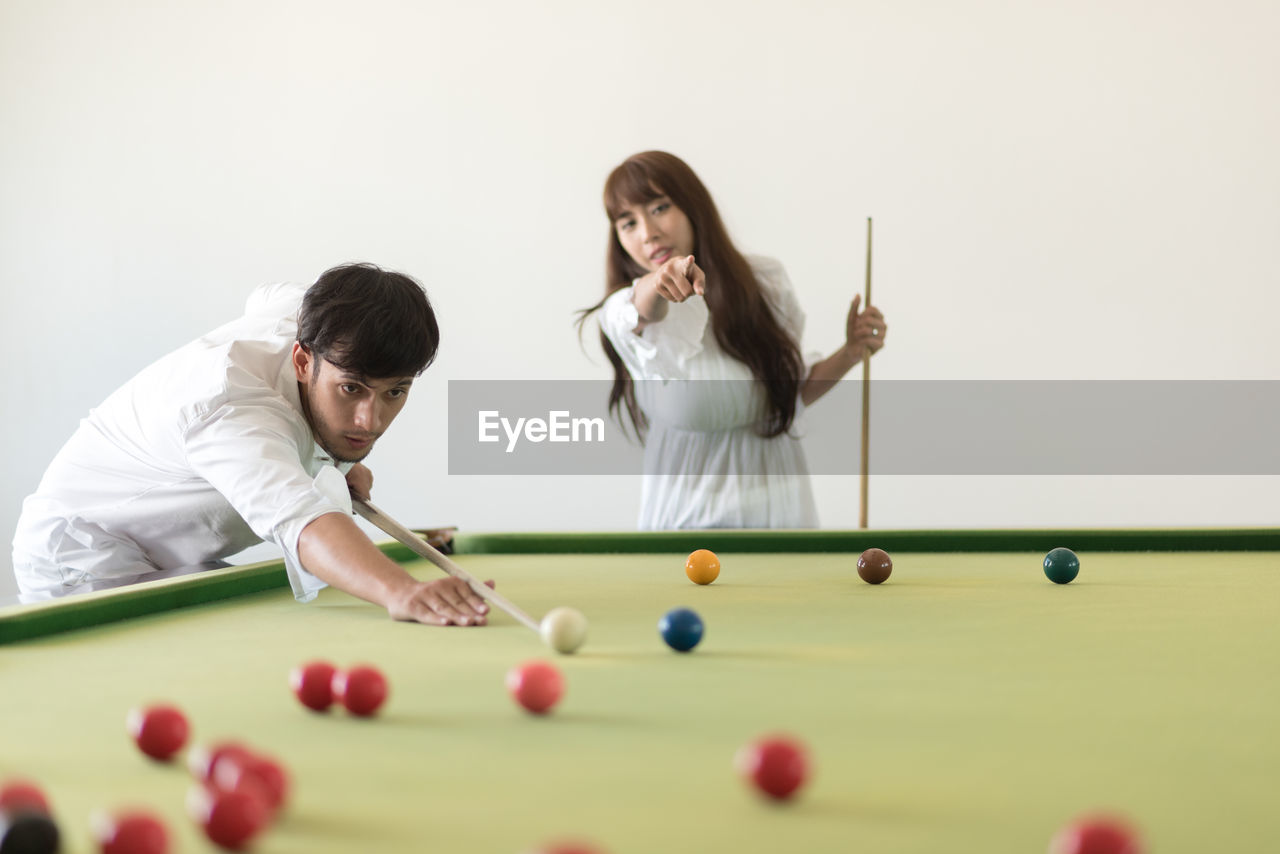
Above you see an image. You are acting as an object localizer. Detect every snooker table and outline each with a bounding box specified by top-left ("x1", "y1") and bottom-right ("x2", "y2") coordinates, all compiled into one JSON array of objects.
[{"x1": 2, "y1": 528, "x2": 1278, "y2": 853}]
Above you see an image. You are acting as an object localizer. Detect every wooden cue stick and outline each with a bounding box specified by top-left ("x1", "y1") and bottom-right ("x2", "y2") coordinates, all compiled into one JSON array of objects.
[
  {"x1": 859, "y1": 217, "x2": 873, "y2": 529},
  {"x1": 353, "y1": 498, "x2": 541, "y2": 633}
]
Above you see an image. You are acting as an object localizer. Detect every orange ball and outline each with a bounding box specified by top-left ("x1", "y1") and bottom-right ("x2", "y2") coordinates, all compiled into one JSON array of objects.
[{"x1": 685, "y1": 549, "x2": 721, "y2": 585}]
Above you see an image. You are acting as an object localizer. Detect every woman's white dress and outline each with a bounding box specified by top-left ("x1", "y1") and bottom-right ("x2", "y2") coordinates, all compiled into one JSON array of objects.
[{"x1": 599, "y1": 256, "x2": 820, "y2": 530}]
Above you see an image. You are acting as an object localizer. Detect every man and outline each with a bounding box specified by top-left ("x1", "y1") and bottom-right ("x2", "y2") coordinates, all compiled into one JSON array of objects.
[{"x1": 12, "y1": 263, "x2": 488, "y2": 626}]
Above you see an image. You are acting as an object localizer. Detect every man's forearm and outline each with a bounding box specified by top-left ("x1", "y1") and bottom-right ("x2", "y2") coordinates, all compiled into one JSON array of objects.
[{"x1": 297, "y1": 512, "x2": 415, "y2": 608}]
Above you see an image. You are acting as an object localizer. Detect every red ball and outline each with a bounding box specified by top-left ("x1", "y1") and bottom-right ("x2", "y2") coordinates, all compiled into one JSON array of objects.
[
  {"x1": 213, "y1": 753, "x2": 289, "y2": 814},
  {"x1": 735, "y1": 735, "x2": 809, "y2": 801},
  {"x1": 243, "y1": 755, "x2": 288, "y2": 814},
  {"x1": 331, "y1": 666, "x2": 389, "y2": 717},
  {"x1": 526, "y1": 843, "x2": 607, "y2": 854},
  {"x1": 505, "y1": 661, "x2": 564, "y2": 715},
  {"x1": 187, "y1": 742, "x2": 255, "y2": 785},
  {"x1": 289, "y1": 660, "x2": 337, "y2": 712},
  {"x1": 1049, "y1": 816, "x2": 1145, "y2": 854},
  {"x1": 0, "y1": 779, "x2": 50, "y2": 814},
  {"x1": 126, "y1": 704, "x2": 190, "y2": 762},
  {"x1": 93, "y1": 809, "x2": 170, "y2": 854},
  {"x1": 187, "y1": 785, "x2": 269, "y2": 851}
]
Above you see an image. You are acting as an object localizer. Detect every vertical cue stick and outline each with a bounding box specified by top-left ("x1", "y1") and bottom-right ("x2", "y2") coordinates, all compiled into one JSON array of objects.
[{"x1": 859, "y1": 217, "x2": 873, "y2": 529}]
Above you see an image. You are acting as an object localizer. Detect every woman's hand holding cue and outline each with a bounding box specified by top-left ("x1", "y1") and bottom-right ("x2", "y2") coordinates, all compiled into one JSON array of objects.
[
  {"x1": 800, "y1": 294, "x2": 890, "y2": 406},
  {"x1": 843, "y1": 294, "x2": 887, "y2": 359}
]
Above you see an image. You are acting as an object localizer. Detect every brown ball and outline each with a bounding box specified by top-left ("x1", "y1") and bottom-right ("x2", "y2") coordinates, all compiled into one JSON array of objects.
[{"x1": 857, "y1": 548, "x2": 893, "y2": 584}]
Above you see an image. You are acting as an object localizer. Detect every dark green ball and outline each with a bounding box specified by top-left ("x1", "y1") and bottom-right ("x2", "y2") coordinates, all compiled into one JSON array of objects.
[{"x1": 1043, "y1": 547, "x2": 1080, "y2": 584}]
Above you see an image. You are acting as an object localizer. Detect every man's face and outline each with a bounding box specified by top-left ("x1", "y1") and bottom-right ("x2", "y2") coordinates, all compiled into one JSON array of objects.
[{"x1": 292, "y1": 343, "x2": 413, "y2": 463}]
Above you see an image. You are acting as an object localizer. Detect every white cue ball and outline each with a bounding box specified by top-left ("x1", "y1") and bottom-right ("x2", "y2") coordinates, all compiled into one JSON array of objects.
[{"x1": 540, "y1": 606, "x2": 588, "y2": 654}]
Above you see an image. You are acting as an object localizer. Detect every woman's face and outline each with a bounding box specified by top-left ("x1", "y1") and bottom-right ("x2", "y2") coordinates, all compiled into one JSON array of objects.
[{"x1": 613, "y1": 195, "x2": 696, "y2": 273}]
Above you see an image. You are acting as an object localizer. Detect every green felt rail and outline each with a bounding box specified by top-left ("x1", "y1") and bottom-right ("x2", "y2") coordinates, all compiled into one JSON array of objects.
[
  {"x1": 3, "y1": 529, "x2": 1275, "y2": 645},
  {"x1": 0, "y1": 542, "x2": 416, "y2": 645},
  {"x1": 451, "y1": 527, "x2": 1280, "y2": 554}
]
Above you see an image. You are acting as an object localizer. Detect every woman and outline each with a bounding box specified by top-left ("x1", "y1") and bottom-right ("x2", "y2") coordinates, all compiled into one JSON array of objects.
[{"x1": 581, "y1": 151, "x2": 887, "y2": 529}]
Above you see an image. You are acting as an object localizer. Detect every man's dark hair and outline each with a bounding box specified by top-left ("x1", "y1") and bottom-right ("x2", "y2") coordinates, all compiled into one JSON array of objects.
[{"x1": 297, "y1": 263, "x2": 439, "y2": 378}]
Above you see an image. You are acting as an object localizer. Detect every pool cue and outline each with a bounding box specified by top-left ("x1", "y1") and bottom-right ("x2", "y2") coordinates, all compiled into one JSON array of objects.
[
  {"x1": 859, "y1": 217, "x2": 873, "y2": 529},
  {"x1": 353, "y1": 498, "x2": 541, "y2": 633}
]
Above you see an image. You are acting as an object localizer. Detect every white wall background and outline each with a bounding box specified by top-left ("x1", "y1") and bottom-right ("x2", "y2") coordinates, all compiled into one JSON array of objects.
[{"x1": 3, "y1": 0, "x2": 1278, "y2": 601}]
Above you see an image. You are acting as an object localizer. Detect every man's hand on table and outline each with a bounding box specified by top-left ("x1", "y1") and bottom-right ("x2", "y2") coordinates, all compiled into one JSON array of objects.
[{"x1": 386, "y1": 576, "x2": 493, "y2": 626}]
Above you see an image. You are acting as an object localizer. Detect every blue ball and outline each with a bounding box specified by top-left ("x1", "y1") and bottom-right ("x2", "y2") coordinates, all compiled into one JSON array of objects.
[
  {"x1": 1043, "y1": 547, "x2": 1080, "y2": 584},
  {"x1": 658, "y1": 607, "x2": 704, "y2": 652}
]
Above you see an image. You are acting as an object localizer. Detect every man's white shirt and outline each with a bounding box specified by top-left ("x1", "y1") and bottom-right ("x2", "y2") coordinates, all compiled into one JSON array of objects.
[{"x1": 12, "y1": 283, "x2": 352, "y2": 602}]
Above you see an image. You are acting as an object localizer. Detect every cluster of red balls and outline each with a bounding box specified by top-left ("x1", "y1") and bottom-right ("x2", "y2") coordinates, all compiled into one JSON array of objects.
[
  {"x1": 288, "y1": 658, "x2": 600, "y2": 851},
  {"x1": 287, "y1": 659, "x2": 599, "y2": 849},
  {"x1": 0, "y1": 701, "x2": 293, "y2": 854},
  {"x1": 1, "y1": 775, "x2": 167, "y2": 854},
  {"x1": 290, "y1": 660, "x2": 389, "y2": 716},
  {"x1": 126, "y1": 703, "x2": 290, "y2": 851},
  {"x1": 3, "y1": 668, "x2": 1145, "y2": 854},
  {"x1": 291, "y1": 658, "x2": 566, "y2": 719},
  {"x1": 185, "y1": 740, "x2": 290, "y2": 849}
]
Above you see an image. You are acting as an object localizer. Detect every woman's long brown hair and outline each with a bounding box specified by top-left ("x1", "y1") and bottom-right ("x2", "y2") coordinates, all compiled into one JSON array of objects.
[{"x1": 577, "y1": 151, "x2": 804, "y2": 441}]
